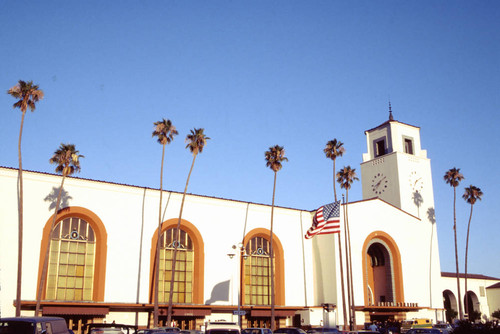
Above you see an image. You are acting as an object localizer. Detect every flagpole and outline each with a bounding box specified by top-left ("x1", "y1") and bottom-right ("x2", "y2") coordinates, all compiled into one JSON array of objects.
[
  {"x1": 342, "y1": 195, "x2": 352, "y2": 330},
  {"x1": 345, "y1": 196, "x2": 356, "y2": 330},
  {"x1": 337, "y1": 221, "x2": 348, "y2": 330}
]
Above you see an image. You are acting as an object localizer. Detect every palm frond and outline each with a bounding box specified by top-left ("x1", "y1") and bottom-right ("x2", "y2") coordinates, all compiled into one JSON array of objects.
[
  {"x1": 49, "y1": 143, "x2": 84, "y2": 176},
  {"x1": 265, "y1": 145, "x2": 288, "y2": 172},
  {"x1": 444, "y1": 167, "x2": 464, "y2": 187},
  {"x1": 185, "y1": 128, "x2": 210, "y2": 155}
]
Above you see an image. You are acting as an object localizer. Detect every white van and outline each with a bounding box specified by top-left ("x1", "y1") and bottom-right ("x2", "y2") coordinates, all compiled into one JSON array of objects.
[{"x1": 205, "y1": 322, "x2": 240, "y2": 334}]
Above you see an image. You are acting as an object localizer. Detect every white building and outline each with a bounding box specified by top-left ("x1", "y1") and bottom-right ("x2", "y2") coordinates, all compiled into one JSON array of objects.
[{"x1": 0, "y1": 116, "x2": 498, "y2": 332}]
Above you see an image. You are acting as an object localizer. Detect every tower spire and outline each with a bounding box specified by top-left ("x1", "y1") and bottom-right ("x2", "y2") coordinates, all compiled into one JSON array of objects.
[{"x1": 388, "y1": 100, "x2": 394, "y2": 121}]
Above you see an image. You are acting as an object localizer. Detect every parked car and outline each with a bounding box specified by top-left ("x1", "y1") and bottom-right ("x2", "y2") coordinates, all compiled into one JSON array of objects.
[
  {"x1": 0, "y1": 317, "x2": 72, "y2": 334},
  {"x1": 242, "y1": 328, "x2": 273, "y2": 334},
  {"x1": 274, "y1": 328, "x2": 307, "y2": 334},
  {"x1": 137, "y1": 330, "x2": 169, "y2": 334},
  {"x1": 158, "y1": 328, "x2": 181, "y2": 333},
  {"x1": 180, "y1": 330, "x2": 203, "y2": 334},
  {"x1": 86, "y1": 323, "x2": 138, "y2": 334},
  {"x1": 432, "y1": 323, "x2": 453, "y2": 334},
  {"x1": 406, "y1": 329, "x2": 441, "y2": 334},
  {"x1": 306, "y1": 327, "x2": 340, "y2": 334}
]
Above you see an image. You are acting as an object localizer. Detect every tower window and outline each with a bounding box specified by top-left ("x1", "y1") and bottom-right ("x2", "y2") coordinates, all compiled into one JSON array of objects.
[
  {"x1": 404, "y1": 138, "x2": 414, "y2": 155},
  {"x1": 375, "y1": 139, "x2": 386, "y2": 157}
]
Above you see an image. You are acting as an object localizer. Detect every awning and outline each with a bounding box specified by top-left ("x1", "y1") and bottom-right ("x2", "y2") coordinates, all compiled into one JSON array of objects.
[
  {"x1": 173, "y1": 308, "x2": 211, "y2": 316},
  {"x1": 43, "y1": 306, "x2": 109, "y2": 316},
  {"x1": 250, "y1": 310, "x2": 296, "y2": 317}
]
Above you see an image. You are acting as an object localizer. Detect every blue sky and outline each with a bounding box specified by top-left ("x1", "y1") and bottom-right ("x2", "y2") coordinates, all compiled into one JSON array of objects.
[{"x1": 1, "y1": 1, "x2": 499, "y2": 278}]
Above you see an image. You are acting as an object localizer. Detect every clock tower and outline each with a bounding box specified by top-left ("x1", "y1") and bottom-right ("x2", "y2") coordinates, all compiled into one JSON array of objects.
[{"x1": 360, "y1": 108, "x2": 435, "y2": 219}]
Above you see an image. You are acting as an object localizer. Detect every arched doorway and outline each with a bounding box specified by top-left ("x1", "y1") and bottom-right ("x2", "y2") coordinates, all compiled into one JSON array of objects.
[
  {"x1": 362, "y1": 232, "x2": 404, "y2": 307},
  {"x1": 366, "y1": 243, "x2": 393, "y2": 304},
  {"x1": 443, "y1": 290, "x2": 457, "y2": 323},
  {"x1": 464, "y1": 291, "x2": 480, "y2": 321}
]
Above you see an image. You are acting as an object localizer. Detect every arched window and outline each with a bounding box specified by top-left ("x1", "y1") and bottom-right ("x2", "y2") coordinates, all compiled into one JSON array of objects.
[
  {"x1": 158, "y1": 228, "x2": 194, "y2": 303},
  {"x1": 243, "y1": 236, "x2": 273, "y2": 305},
  {"x1": 46, "y1": 217, "x2": 96, "y2": 301}
]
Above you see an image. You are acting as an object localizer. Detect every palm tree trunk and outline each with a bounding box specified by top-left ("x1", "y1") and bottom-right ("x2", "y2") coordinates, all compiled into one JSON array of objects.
[
  {"x1": 342, "y1": 197, "x2": 352, "y2": 330},
  {"x1": 333, "y1": 160, "x2": 337, "y2": 202},
  {"x1": 154, "y1": 145, "x2": 166, "y2": 326},
  {"x1": 337, "y1": 232, "x2": 348, "y2": 329},
  {"x1": 16, "y1": 110, "x2": 26, "y2": 317},
  {"x1": 270, "y1": 172, "x2": 277, "y2": 331},
  {"x1": 346, "y1": 191, "x2": 355, "y2": 330},
  {"x1": 167, "y1": 153, "x2": 197, "y2": 325},
  {"x1": 36, "y1": 175, "x2": 66, "y2": 316},
  {"x1": 464, "y1": 204, "x2": 474, "y2": 317},
  {"x1": 136, "y1": 188, "x2": 147, "y2": 327},
  {"x1": 453, "y1": 187, "x2": 463, "y2": 320}
]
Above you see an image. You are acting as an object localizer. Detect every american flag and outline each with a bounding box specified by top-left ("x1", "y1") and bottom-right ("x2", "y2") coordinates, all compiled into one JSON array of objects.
[{"x1": 305, "y1": 201, "x2": 341, "y2": 239}]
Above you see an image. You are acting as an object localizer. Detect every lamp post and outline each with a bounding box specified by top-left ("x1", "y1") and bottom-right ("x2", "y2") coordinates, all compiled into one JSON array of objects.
[{"x1": 227, "y1": 243, "x2": 248, "y2": 328}]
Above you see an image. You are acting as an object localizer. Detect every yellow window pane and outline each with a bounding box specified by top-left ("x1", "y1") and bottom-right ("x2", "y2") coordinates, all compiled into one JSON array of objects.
[
  {"x1": 83, "y1": 289, "x2": 92, "y2": 300},
  {"x1": 47, "y1": 275, "x2": 57, "y2": 288},
  {"x1": 77, "y1": 254, "x2": 85, "y2": 265},
  {"x1": 49, "y1": 263, "x2": 58, "y2": 274},
  {"x1": 86, "y1": 254, "x2": 94, "y2": 265},
  {"x1": 186, "y1": 261, "x2": 193, "y2": 271},
  {"x1": 57, "y1": 290, "x2": 65, "y2": 300},
  {"x1": 69, "y1": 242, "x2": 77, "y2": 252},
  {"x1": 61, "y1": 241, "x2": 69, "y2": 252},
  {"x1": 46, "y1": 287, "x2": 55, "y2": 299},
  {"x1": 67, "y1": 277, "x2": 76, "y2": 288},
  {"x1": 84, "y1": 265, "x2": 94, "y2": 277},
  {"x1": 178, "y1": 252, "x2": 185, "y2": 261},
  {"x1": 58, "y1": 277, "x2": 67, "y2": 288},
  {"x1": 67, "y1": 289, "x2": 75, "y2": 300},
  {"x1": 77, "y1": 243, "x2": 86, "y2": 253},
  {"x1": 68, "y1": 254, "x2": 77, "y2": 264},
  {"x1": 68, "y1": 266, "x2": 76, "y2": 276},
  {"x1": 180, "y1": 262, "x2": 186, "y2": 271},
  {"x1": 75, "y1": 277, "x2": 83, "y2": 288},
  {"x1": 74, "y1": 290, "x2": 82, "y2": 301},
  {"x1": 51, "y1": 241, "x2": 60, "y2": 252},
  {"x1": 84, "y1": 277, "x2": 92, "y2": 288},
  {"x1": 87, "y1": 244, "x2": 95, "y2": 255},
  {"x1": 186, "y1": 283, "x2": 192, "y2": 292}
]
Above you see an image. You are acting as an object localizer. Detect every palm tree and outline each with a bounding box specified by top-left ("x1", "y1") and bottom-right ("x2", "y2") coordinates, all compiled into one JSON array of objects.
[
  {"x1": 336, "y1": 166, "x2": 358, "y2": 330},
  {"x1": 462, "y1": 185, "x2": 483, "y2": 317},
  {"x1": 265, "y1": 145, "x2": 288, "y2": 331},
  {"x1": 324, "y1": 139, "x2": 347, "y2": 327},
  {"x1": 324, "y1": 139, "x2": 345, "y2": 202},
  {"x1": 7, "y1": 80, "x2": 44, "y2": 316},
  {"x1": 36, "y1": 144, "x2": 83, "y2": 315},
  {"x1": 166, "y1": 128, "x2": 209, "y2": 325},
  {"x1": 443, "y1": 167, "x2": 465, "y2": 320},
  {"x1": 152, "y1": 119, "x2": 178, "y2": 326}
]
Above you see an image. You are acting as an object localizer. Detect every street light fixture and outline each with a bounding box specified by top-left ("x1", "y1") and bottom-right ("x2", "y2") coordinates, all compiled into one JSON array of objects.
[{"x1": 227, "y1": 243, "x2": 248, "y2": 328}]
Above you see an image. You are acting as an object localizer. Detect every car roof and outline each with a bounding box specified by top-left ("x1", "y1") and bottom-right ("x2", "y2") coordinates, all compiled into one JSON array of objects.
[{"x1": 0, "y1": 317, "x2": 66, "y2": 322}]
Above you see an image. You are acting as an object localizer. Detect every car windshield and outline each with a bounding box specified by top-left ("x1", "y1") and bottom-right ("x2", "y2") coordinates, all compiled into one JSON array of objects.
[{"x1": 0, "y1": 321, "x2": 35, "y2": 334}]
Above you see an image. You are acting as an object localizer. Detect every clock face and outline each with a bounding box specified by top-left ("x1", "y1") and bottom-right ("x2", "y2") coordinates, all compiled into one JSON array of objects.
[
  {"x1": 371, "y1": 172, "x2": 388, "y2": 195},
  {"x1": 409, "y1": 171, "x2": 424, "y2": 193}
]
